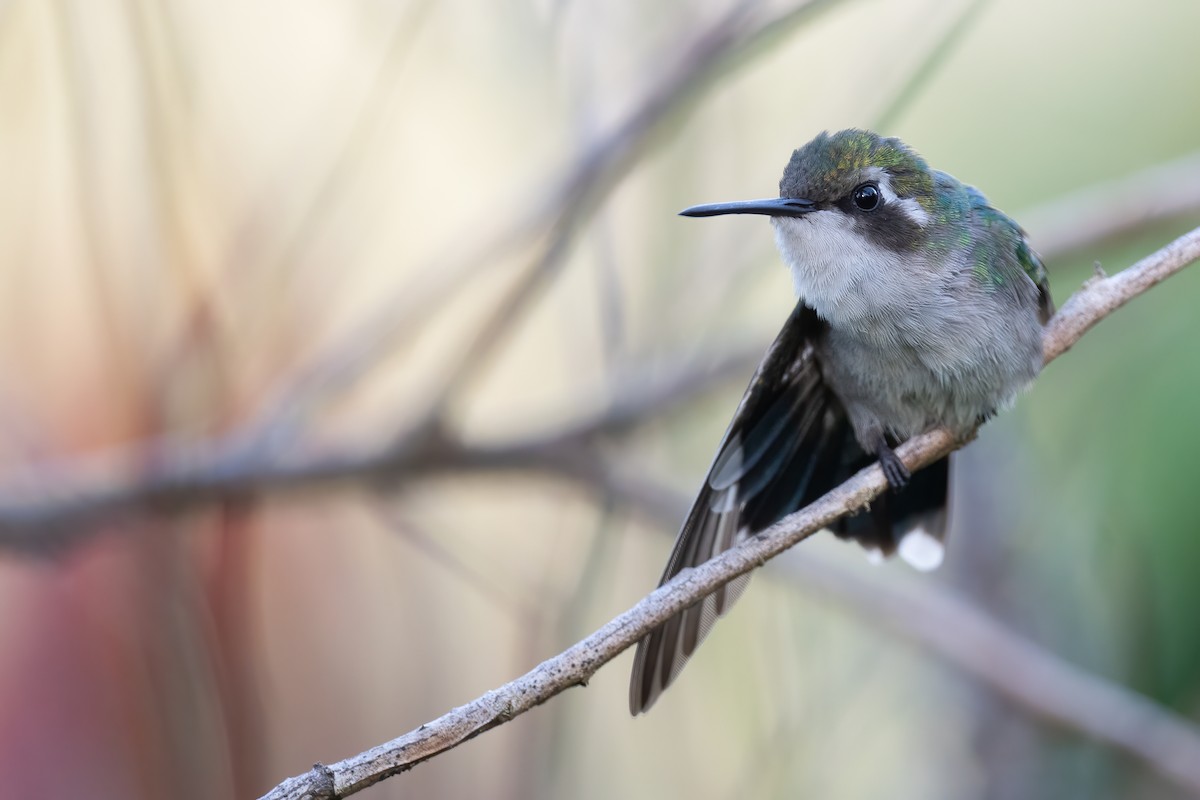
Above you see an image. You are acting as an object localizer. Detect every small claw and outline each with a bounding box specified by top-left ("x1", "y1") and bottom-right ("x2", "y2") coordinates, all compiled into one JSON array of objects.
[{"x1": 878, "y1": 448, "x2": 910, "y2": 491}]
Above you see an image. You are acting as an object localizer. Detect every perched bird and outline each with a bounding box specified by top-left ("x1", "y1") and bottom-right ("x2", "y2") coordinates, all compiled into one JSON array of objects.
[{"x1": 629, "y1": 129, "x2": 1053, "y2": 714}]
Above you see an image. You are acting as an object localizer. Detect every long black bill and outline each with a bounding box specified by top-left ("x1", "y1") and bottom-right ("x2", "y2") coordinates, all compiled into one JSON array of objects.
[{"x1": 679, "y1": 197, "x2": 816, "y2": 218}]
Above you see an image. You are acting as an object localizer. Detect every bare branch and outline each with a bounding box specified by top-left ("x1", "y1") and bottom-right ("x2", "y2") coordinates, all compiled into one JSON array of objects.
[
  {"x1": 1, "y1": 155, "x2": 1193, "y2": 553},
  {"x1": 1042, "y1": 224, "x2": 1200, "y2": 362},
  {"x1": 1025, "y1": 150, "x2": 1200, "y2": 262},
  {"x1": 2, "y1": 220, "x2": 1199, "y2": 546},
  {"x1": 262, "y1": 433, "x2": 943, "y2": 800},
  {"x1": 474, "y1": 389, "x2": 1200, "y2": 792},
  {"x1": 0, "y1": 340, "x2": 758, "y2": 550},
  {"x1": 408, "y1": 0, "x2": 845, "y2": 426},
  {"x1": 774, "y1": 553, "x2": 1200, "y2": 796},
  {"x1": 576, "y1": 464, "x2": 1200, "y2": 800},
  {"x1": 259, "y1": 226, "x2": 1200, "y2": 800},
  {"x1": 239, "y1": 0, "x2": 838, "y2": 442}
]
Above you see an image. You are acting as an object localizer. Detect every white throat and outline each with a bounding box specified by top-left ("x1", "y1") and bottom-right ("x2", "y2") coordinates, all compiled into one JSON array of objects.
[{"x1": 771, "y1": 212, "x2": 909, "y2": 328}]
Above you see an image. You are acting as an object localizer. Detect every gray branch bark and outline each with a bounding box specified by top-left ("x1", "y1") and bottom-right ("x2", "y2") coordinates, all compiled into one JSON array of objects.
[{"x1": 259, "y1": 225, "x2": 1200, "y2": 799}]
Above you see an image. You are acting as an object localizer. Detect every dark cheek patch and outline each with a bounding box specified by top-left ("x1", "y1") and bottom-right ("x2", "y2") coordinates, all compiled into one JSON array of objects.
[{"x1": 833, "y1": 197, "x2": 923, "y2": 254}]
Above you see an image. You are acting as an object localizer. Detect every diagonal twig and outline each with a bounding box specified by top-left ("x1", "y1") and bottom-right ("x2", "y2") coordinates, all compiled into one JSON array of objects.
[
  {"x1": 773, "y1": 551, "x2": 1200, "y2": 796},
  {"x1": 870, "y1": 0, "x2": 991, "y2": 131},
  {"x1": 566, "y1": 461, "x2": 1200, "y2": 800},
  {"x1": 399, "y1": 0, "x2": 841, "y2": 427},
  {"x1": 258, "y1": 225, "x2": 1200, "y2": 799},
  {"x1": 236, "y1": 0, "x2": 840, "y2": 446}
]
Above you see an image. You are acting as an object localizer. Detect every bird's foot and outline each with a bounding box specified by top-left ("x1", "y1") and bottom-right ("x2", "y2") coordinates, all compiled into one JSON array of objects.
[{"x1": 877, "y1": 446, "x2": 910, "y2": 491}]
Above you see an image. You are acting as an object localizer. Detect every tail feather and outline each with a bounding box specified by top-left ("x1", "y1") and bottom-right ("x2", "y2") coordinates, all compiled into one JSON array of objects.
[{"x1": 834, "y1": 454, "x2": 951, "y2": 561}]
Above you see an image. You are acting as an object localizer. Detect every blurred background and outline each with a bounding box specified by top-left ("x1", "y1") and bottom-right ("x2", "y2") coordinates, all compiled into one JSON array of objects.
[{"x1": 0, "y1": 0, "x2": 1198, "y2": 798}]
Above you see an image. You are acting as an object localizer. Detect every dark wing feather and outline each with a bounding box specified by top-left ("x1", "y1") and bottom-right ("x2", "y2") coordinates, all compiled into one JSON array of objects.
[{"x1": 629, "y1": 301, "x2": 852, "y2": 714}]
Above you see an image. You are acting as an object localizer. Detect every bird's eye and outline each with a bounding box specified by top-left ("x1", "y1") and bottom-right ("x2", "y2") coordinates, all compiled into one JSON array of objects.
[{"x1": 852, "y1": 183, "x2": 881, "y2": 211}]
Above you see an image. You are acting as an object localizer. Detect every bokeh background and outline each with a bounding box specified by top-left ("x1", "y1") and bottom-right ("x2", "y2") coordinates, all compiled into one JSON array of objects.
[{"x1": 1, "y1": 0, "x2": 1199, "y2": 798}]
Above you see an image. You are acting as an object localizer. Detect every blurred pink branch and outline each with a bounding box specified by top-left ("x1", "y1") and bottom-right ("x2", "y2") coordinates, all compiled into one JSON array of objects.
[
  {"x1": 259, "y1": 225, "x2": 1200, "y2": 800},
  {"x1": 0, "y1": 0, "x2": 805, "y2": 548},
  {"x1": 0, "y1": 342, "x2": 756, "y2": 548},
  {"x1": 3, "y1": 144, "x2": 1195, "y2": 547},
  {"x1": 5, "y1": 13, "x2": 1198, "y2": 548}
]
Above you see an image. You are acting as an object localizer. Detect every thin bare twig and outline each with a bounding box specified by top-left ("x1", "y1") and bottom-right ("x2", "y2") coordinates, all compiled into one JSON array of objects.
[
  {"x1": 1041, "y1": 225, "x2": 1200, "y2": 362},
  {"x1": 259, "y1": 226, "x2": 1200, "y2": 799},
  {"x1": 263, "y1": 435, "x2": 946, "y2": 800}
]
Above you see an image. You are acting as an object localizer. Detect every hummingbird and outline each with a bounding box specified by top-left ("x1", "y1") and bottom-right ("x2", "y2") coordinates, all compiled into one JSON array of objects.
[{"x1": 629, "y1": 129, "x2": 1053, "y2": 714}]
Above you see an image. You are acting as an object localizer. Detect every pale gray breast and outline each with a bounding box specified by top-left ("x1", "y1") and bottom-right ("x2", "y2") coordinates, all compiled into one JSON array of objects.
[{"x1": 817, "y1": 265, "x2": 1044, "y2": 439}]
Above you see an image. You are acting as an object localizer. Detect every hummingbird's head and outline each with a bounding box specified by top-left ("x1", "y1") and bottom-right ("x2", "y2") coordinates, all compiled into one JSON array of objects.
[
  {"x1": 680, "y1": 129, "x2": 941, "y2": 324},
  {"x1": 777, "y1": 128, "x2": 935, "y2": 238}
]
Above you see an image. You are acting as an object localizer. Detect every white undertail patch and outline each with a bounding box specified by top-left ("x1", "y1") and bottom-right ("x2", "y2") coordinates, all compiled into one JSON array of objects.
[{"x1": 897, "y1": 526, "x2": 945, "y2": 571}]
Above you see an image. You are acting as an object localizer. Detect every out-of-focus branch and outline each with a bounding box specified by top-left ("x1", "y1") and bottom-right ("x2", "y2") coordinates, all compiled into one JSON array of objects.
[
  {"x1": 558, "y1": 454, "x2": 1200, "y2": 800},
  {"x1": 773, "y1": 553, "x2": 1200, "y2": 796},
  {"x1": 0, "y1": 342, "x2": 757, "y2": 550},
  {"x1": 258, "y1": 227, "x2": 1200, "y2": 799},
  {"x1": 870, "y1": 0, "x2": 990, "y2": 131},
  {"x1": 0, "y1": 165, "x2": 1195, "y2": 548},
  {"x1": 1024, "y1": 150, "x2": 1200, "y2": 262},
  {"x1": 401, "y1": 0, "x2": 841, "y2": 427},
  {"x1": 261, "y1": 434, "x2": 953, "y2": 800},
  {"x1": 241, "y1": 0, "x2": 838, "y2": 443}
]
